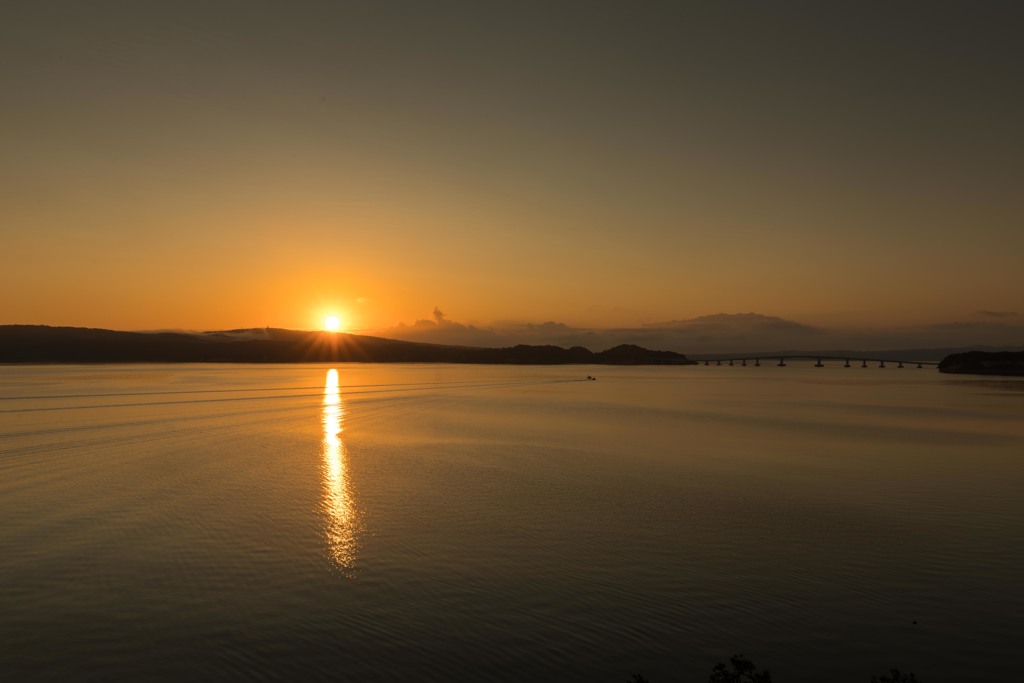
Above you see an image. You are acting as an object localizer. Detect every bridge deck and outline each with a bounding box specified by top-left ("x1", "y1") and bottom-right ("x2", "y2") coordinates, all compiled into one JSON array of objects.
[{"x1": 694, "y1": 355, "x2": 939, "y2": 368}]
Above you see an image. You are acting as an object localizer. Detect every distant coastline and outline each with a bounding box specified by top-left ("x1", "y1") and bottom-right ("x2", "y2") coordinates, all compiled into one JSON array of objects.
[
  {"x1": 6, "y1": 326, "x2": 1024, "y2": 375},
  {"x1": 0, "y1": 325, "x2": 695, "y2": 366}
]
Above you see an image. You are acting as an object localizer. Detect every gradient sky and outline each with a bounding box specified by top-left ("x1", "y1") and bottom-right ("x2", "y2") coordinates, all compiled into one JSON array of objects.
[{"x1": 2, "y1": 1, "x2": 1022, "y2": 339}]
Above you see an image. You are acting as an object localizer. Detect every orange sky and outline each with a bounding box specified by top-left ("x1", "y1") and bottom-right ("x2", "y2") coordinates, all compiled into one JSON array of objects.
[{"x1": 2, "y1": 3, "x2": 1022, "y2": 341}]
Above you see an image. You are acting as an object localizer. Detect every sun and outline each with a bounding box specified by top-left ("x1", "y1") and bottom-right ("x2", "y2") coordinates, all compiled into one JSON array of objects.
[{"x1": 324, "y1": 315, "x2": 342, "y2": 332}]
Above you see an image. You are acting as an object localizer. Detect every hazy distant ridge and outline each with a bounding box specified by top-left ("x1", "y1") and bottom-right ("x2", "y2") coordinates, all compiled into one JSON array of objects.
[{"x1": 0, "y1": 326, "x2": 694, "y2": 365}]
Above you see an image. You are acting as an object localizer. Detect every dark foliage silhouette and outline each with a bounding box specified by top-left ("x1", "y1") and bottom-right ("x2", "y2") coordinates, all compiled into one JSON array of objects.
[
  {"x1": 627, "y1": 656, "x2": 922, "y2": 682},
  {"x1": 870, "y1": 670, "x2": 919, "y2": 683},
  {"x1": 708, "y1": 655, "x2": 772, "y2": 682}
]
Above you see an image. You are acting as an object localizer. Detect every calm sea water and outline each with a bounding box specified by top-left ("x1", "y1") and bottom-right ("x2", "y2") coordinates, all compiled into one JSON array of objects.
[{"x1": 1, "y1": 363, "x2": 1022, "y2": 682}]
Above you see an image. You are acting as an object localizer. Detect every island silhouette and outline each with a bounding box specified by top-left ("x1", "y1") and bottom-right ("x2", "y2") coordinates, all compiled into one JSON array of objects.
[{"x1": 936, "y1": 350, "x2": 1024, "y2": 376}]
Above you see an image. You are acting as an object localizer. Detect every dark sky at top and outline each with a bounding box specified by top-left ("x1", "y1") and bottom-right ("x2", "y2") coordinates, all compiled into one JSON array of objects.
[{"x1": 2, "y1": 1, "x2": 1022, "y2": 334}]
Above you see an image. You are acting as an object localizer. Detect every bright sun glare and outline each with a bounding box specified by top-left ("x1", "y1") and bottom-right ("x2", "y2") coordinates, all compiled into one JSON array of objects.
[{"x1": 324, "y1": 315, "x2": 342, "y2": 332}]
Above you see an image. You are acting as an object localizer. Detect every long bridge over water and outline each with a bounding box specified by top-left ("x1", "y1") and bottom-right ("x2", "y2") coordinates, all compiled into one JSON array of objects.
[{"x1": 690, "y1": 355, "x2": 940, "y2": 369}]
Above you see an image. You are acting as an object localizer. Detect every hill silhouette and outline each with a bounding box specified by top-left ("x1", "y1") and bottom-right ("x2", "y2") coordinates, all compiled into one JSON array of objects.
[{"x1": 0, "y1": 326, "x2": 695, "y2": 365}]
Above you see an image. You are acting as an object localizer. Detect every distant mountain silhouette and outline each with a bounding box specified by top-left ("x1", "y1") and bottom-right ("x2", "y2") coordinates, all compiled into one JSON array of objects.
[
  {"x1": 0, "y1": 326, "x2": 695, "y2": 365},
  {"x1": 643, "y1": 312, "x2": 819, "y2": 333},
  {"x1": 371, "y1": 310, "x2": 1024, "y2": 354}
]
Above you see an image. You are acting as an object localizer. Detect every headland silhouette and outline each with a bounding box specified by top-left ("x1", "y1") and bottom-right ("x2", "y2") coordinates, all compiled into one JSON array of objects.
[{"x1": 0, "y1": 325, "x2": 695, "y2": 365}]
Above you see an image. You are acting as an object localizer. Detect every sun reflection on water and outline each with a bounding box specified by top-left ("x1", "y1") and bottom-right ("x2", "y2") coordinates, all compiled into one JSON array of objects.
[{"x1": 321, "y1": 368, "x2": 359, "y2": 572}]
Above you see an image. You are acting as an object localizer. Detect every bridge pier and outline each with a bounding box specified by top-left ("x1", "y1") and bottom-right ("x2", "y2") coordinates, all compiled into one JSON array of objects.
[
  {"x1": 879, "y1": 361, "x2": 886, "y2": 368},
  {"x1": 897, "y1": 361, "x2": 904, "y2": 368},
  {"x1": 741, "y1": 359, "x2": 747, "y2": 366},
  {"x1": 917, "y1": 363, "x2": 923, "y2": 368},
  {"x1": 705, "y1": 360, "x2": 709, "y2": 366},
  {"x1": 844, "y1": 359, "x2": 851, "y2": 368},
  {"x1": 862, "y1": 360, "x2": 868, "y2": 367},
  {"x1": 754, "y1": 358, "x2": 760, "y2": 366},
  {"x1": 815, "y1": 358, "x2": 824, "y2": 367},
  {"x1": 716, "y1": 360, "x2": 722, "y2": 366},
  {"x1": 777, "y1": 358, "x2": 786, "y2": 367},
  {"x1": 729, "y1": 359, "x2": 734, "y2": 366}
]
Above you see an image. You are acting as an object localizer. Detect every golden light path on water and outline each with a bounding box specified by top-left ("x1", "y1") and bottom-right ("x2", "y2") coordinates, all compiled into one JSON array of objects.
[{"x1": 321, "y1": 368, "x2": 359, "y2": 572}]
